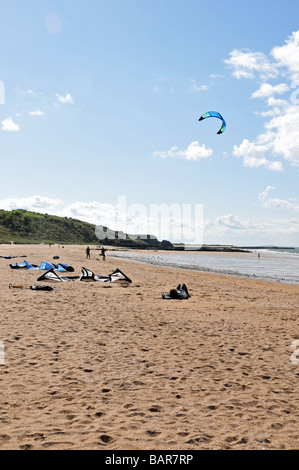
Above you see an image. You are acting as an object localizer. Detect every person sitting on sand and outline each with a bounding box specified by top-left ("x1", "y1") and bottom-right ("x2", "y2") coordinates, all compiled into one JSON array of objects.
[{"x1": 162, "y1": 284, "x2": 190, "y2": 300}]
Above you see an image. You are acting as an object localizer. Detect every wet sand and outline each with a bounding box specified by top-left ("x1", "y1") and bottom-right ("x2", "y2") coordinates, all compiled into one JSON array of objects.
[{"x1": 0, "y1": 244, "x2": 299, "y2": 450}]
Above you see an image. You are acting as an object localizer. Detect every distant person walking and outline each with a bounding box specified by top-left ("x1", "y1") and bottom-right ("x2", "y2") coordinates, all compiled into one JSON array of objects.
[
  {"x1": 86, "y1": 246, "x2": 91, "y2": 259},
  {"x1": 101, "y1": 246, "x2": 107, "y2": 261}
]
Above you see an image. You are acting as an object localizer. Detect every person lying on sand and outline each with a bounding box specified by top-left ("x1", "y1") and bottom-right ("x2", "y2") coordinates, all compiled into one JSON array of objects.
[{"x1": 162, "y1": 284, "x2": 190, "y2": 300}]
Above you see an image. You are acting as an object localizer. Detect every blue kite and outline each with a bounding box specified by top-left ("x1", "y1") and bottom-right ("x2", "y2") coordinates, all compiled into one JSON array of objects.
[{"x1": 199, "y1": 111, "x2": 226, "y2": 135}]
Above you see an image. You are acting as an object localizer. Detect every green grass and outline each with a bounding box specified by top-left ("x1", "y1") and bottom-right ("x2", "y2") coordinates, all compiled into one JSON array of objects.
[{"x1": 0, "y1": 209, "x2": 172, "y2": 249}]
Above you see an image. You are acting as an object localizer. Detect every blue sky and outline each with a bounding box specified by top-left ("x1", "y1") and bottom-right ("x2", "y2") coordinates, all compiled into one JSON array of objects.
[{"x1": 1, "y1": 0, "x2": 299, "y2": 245}]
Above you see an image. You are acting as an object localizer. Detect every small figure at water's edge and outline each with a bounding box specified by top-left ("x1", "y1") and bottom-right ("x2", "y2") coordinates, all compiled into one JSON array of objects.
[{"x1": 101, "y1": 246, "x2": 107, "y2": 261}]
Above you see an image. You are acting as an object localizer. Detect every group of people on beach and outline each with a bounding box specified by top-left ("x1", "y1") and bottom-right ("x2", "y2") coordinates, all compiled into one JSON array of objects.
[{"x1": 85, "y1": 246, "x2": 107, "y2": 260}]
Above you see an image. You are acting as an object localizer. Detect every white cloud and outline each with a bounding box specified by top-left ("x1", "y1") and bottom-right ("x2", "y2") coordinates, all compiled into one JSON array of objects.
[
  {"x1": 204, "y1": 214, "x2": 267, "y2": 241},
  {"x1": 1, "y1": 194, "x2": 297, "y2": 245},
  {"x1": 0, "y1": 196, "x2": 63, "y2": 212},
  {"x1": 256, "y1": 97, "x2": 288, "y2": 117},
  {"x1": 18, "y1": 88, "x2": 44, "y2": 97},
  {"x1": 242, "y1": 103, "x2": 299, "y2": 167},
  {"x1": 1, "y1": 117, "x2": 20, "y2": 132},
  {"x1": 213, "y1": 214, "x2": 245, "y2": 230},
  {"x1": 271, "y1": 30, "x2": 299, "y2": 81},
  {"x1": 259, "y1": 186, "x2": 299, "y2": 211},
  {"x1": 60, "y1": 202, "x2": 299, "y2": 244},
  {"x1": 267, "y1": 97, "x2": 288, "y2": 108},
  {"x1": 225, "y1": 31, "x2": 299, "y2": 91},
  {"x1": 204, "y1": 213, "x2": 299, "y2": 245},
  {"x1": 224, "y1": 49, "x2": 278, "y2": 80},
  {"x1": 60, "y1": 201, "x2": 119, "y2": 226},
  {"x1": 226, "y1": 31, "x2": 299, "y2": 170},
  {"x1": 251, "y1": 82, "x2": 289, "y2": 99},
  {"x1": 28, "y1": 109, "x2": 45, "y2": 116},
  {"x1": 56, "y1": 93, "x2": 74, "y2": 104},
  {"x1": 189, "y1": 80, "x2": 209, "y2": 92},
  {"x1": 21, "y1": 89, "x2": 36, "y2": 96},
  {"x1": 210, "y1": 73, "x2": 224, "y2": 80},
  {"x1": 0, "y1": 197, "x2": 125, "y2": 232},
  {"x1": 264, "y1": 198, "x2": 299, "y2": 211},
  {"x1": 154, "y1": 141, "x2": 213, "y2": 161},
  {"x1": 61, "y1": 200, "x2": 204, "y2": 244},
  {"x1": 264, "y1": 104, "x2": 299, "y2": 166},
  {"x1": 250, "y1": 99, "x2": 299, "y2": 167},
  {"x1": 259, "y1": 185, "x2": 275, "y2": 202},
  {"x1": 233, "y1": 138, "x2": 283, "y2": 172}
]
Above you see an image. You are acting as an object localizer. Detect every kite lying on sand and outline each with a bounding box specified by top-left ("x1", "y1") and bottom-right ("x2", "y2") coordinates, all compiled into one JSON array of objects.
[
  {"x1": 10, "y1": 261, "x2": 74, "y2": 272},
  {"x1": 80, "y1": 267, "x2": 132, "y2": 284}
]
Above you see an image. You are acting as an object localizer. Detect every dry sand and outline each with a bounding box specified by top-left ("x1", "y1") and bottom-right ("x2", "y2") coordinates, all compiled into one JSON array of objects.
[{"x1": 0, "y1": 244, "x2": 298, "y2": 450}]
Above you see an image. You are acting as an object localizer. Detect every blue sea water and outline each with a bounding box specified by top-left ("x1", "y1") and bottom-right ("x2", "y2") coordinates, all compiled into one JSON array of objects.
[{"x1": 110, "y1": 248, "x2": 299, "y2": 284}]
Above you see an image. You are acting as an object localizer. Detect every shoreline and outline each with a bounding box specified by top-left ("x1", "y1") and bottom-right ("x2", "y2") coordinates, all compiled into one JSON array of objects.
[{"x1": 109, "y1": 250, "x2": 299, "y2": 286}]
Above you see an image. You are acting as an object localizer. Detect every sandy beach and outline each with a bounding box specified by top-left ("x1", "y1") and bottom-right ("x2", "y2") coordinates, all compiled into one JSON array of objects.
[{"x1": 0, "y1": 244, "x2": 298, "y2": 450}]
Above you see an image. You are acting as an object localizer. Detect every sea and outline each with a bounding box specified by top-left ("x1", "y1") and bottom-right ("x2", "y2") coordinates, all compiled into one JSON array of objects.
[{"x1": 110, "y1": 248, "x2": 299, "y2": 285}]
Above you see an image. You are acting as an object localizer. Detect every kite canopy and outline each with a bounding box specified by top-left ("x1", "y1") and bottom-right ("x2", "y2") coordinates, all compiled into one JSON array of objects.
[
  {"x1": 10, "y1": 261, "x2": 75, "y2": 272},
  {"x1": 80, "y1": 267, "x2": 132, "y2": 284},
  {"x1": 10, "y1": 260, "x2": 38, "y2": 270},
  {"x1": 37, "y1": 269, "x2": 69, "y2": 282},
  {"x1": 199, "y1": 111, "x2": 226, "y2": 134},
  {"x1": 80, "y1": 267, "x2": 110, "y2": 282},
  {"x1": 37, "y1": 269, "x2": 79, "y2": 282}
]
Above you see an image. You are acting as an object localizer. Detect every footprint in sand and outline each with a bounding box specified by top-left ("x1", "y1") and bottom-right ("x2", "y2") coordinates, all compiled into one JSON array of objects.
[
  {"x1": 99, "y1": 434, "x2": 113, "y2": 444},
  {"x1": 146, "y1": 430, "x2": 160, "y2": 437},
  {"x1": 149, "y1": 405, "x2": 162, "y2": 413}
]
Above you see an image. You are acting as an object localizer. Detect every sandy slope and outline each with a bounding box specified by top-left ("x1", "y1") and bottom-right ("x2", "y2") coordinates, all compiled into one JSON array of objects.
[{"x1": 0, "y1": 244, "x2": 298, "y2": 450}]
